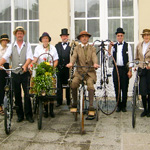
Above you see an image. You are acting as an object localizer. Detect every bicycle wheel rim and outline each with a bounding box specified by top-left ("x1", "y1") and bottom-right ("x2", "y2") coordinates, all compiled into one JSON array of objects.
[
  {"x1": 37, "y1": 99, "x2": 43, "y2": 130},
  {"x1": 96, "y1": 49, "x2": 120, "y2": 115}
]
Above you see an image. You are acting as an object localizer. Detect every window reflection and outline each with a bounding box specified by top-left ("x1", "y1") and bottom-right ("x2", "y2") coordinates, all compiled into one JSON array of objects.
[
  {"x1": 75, "y1": 20, "x2": 85, "y2": 38},
  {"x1": 87, "y1": 0, "x2": 99, "y2": 17},
  {"x1": 29, "y1": 0, "x2": 39, "y2": 19},
  {"x1": 0, "y1": 0, "x2": 11, "y2": 21},
  {"x1": 108, "y1": 0, "x2": 120, "y2": 17},
  {"x1": 74, "y1": 0, "x2": 85, "y2": 18},
  {"x1": 15, "y1": 0, "x2": 27, "y2": 20}
]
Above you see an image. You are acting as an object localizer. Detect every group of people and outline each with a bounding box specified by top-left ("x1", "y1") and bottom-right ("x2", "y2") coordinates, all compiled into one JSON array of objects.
[{"x1": 0, "y1": 25, "x2": 150, "y2": 124}]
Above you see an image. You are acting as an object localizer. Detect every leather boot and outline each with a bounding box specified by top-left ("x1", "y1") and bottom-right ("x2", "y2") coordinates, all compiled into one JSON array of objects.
[
  {"x1": 50, "y1": 103, "x2": 55, "y2": 118},
  {"x1": 88, "y1": 89, "x2": 95, "y2": 111},
  {"x1": 147, "y1": 95, "x2": 150, "y2": 117},
  {"x1": 72, "y1": 88, "x2": 77, "y2": 108}
]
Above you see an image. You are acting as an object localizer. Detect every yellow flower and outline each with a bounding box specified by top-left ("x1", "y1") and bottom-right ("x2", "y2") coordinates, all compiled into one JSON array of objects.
[
  {"x1": 45, "y1": 72, "x2": 52, "y2": 76},
  {"x1": 44, "y1": 62, "x2": 50, "y2": 66}
]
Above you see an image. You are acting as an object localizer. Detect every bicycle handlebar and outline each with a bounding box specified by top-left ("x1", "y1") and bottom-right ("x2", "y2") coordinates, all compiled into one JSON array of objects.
[
  {"x1": 0, "y1": 64, "x2": 23, "y2": 71},
  {"x1": 127, "y1": 60, "x2": 149, "y2": 66}
]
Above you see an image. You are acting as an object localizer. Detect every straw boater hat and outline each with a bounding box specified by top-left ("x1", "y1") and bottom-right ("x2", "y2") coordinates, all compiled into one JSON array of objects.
[
  {"x1": 13, "y1": 26, "x2": 26, "y2": 35},
  {"x1": 39, "y1": 32, "x2": 51, "y2": 42},
  {"x1": 77, "y1": 31, "x2": 91, "y2": 40},
  {"x1": 141, "y1": 29, "x2": 150, "y2": 35},
  {"x1": 0, "y1": 34, "x2": 10, "y2": 43}
]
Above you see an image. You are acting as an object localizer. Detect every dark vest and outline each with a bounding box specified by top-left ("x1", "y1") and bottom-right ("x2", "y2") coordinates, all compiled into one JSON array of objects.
[
  {"x1": 55, "y1": 42, "x2": 71, "y2": 70},
  {"x1": 113, "y1": 42, "x2": 128, "y2": 66}
]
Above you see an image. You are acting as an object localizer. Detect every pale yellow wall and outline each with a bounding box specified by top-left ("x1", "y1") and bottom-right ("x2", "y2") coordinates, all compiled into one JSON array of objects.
[
  {"x1": 39, "y1": 0, "x2": 70, "y2": 45},
  {"x1": 139, "y1": 0, "x2": 150, "y2": 41}
]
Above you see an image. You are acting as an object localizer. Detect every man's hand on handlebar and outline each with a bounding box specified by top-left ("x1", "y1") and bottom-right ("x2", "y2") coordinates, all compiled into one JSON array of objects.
[
  {"x1": 93, "y1": 63, "x2": 100, "y2": 69},
  {"x1": 66, "y1": 63, "x2": 73, "y2": 68}
]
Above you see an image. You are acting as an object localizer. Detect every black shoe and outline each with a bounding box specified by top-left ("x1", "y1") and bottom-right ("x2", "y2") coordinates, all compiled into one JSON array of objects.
[
  {"x1": 122, "y1": 107, "x2": 127, "y2": 112},
  {"x1": 50, "y1": 112, "x2": 55, "y2": 118},
  {"x1": 147, "y1": 112, "x2": 150, "y2": 117},
  {"x1": 17, "y1": 117, "x2": 24, "y2": 122},
  {"x1": 141, "y1": 111, "x2": 147, "y2": 117},
  {"x1": 44, "y1": 112, "x2": 48, "y2": 118},
  {"x1": 116, "y1": 107, "x2": 121, "y2": 112},
  {"x1": 26, "y1": 117, "x2": 34, "y2": 123}
]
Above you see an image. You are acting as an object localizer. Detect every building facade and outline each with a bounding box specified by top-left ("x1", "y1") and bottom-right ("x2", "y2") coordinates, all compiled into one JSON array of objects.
[{"x1": 0, "y1": 0, "x2": 149, "y2": 95}]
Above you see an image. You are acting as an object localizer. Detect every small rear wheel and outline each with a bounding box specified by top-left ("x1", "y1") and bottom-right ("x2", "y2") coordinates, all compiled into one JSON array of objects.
[{"x1": 37, "y1": 99, "x2": 43, "y2": 130}]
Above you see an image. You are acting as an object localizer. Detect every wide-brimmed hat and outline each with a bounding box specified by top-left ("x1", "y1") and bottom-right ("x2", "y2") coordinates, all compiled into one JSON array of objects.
[
  {"x1": 13, "y1": 26, "x2": 26, "y2": 35},
  {"x1": 141, "y1": 29, "x2": 150, "y2": 35},
  {"x1": 0, "y1": 34, "x2": 10, "y2": 43},
  {"x1": 60, "y1": 28, "x2": 69, "y2": 36},
  {"x1": 39, "y1": 32, "x2": 51, "y2": 42},
  {"x1": 115, "y1": 27, "x2": 125, "y2": 35},
  {"x1": 77, "y1": 31, "x2": 91, "y2": 40}
]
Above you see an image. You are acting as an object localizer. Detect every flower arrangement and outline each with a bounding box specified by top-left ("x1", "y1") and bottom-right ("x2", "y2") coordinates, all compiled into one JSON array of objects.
[{"x1": 30, "y1": 59, "x2": 57, "y2": 96}]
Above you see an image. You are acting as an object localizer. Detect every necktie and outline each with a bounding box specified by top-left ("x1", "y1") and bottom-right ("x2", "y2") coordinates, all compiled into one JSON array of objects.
[{"x1": 118, "y1": 43, "x2": 122, "y2": 45}]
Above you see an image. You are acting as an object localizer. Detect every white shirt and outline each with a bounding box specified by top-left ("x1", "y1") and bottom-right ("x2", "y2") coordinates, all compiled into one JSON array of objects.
[
  {"x1": 3, "y1": 41, "x2": 33, "y2": 61},
  {"x1": 0, "y1": 45, "x2": 9, "y2": 63},
  {"x1": 61, "y1": 42, "x2": 68, "y2": 50},
  {"x1": 34, "y1": 44, "x2": 59, "y2": 64},
  {"x1": 111, "y1": 41, "x2": 133, "y2": 67},
  {"x1": 142, "y1": 42, "x2": 150, "y2": 56}
]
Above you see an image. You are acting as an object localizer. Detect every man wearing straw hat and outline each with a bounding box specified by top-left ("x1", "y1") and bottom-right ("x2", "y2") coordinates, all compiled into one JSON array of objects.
[
  {"x1": 0, "y1": 26, "x2": 34, "y2": 123},
  {"x1": 66, "y1": 30, "x2": 99, "y2": 119}
]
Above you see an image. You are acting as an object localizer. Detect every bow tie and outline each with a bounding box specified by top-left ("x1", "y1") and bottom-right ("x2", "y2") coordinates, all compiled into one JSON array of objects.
[
  {"x1": 118, "y1": 43, "x2": 123, "y2": 45},
  {"x1": 63, "y1": 42, "x2": 67, "y2": 45}
]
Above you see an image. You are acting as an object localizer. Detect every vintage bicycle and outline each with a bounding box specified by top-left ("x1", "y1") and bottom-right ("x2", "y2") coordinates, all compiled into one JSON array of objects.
[
  {"x1": 93, "y1": 40, "x2": 120, "y2": 115},
  {"x1": 0, "y1": 64, "x2": 22, "y2": 134},
  {"x1": 128, "y1": 60, "x2": 149, "y2": 128},
  {"x1": 70, "y1": 66, "x2": 99, "y2": 134},
  {"x1": 28, "y1": 53, "x2": 57, "y2": 130}
]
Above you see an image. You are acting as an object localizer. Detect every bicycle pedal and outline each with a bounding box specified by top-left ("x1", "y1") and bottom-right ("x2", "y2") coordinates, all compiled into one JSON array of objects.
[
  {"x1": 88, "y1": 111, "x2": 96, "y2": 116},
  {"x1": 70, "y1": 108, "x2": 77, "y2": 113}
]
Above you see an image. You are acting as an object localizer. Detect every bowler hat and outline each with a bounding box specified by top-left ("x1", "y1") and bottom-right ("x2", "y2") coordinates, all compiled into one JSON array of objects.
[
  {"x1": 77, "y1": 31, "x2": 91, "y2": 40},
  {"x1": 39, "y1": 32, "x2": 51, "y2": 42},
  {"x1": 13, "y1": 26, "x2": 26, "y2": 35},
  {"x1": 0, "y1": 34, "x2": 10, "y2": 43},
  {"x1": 140, "y1": 29, "x2": 150, "y2": 35},
  {"x1": 115, "y1": 27, "x2": 125, "y2": 35},
  {"x1": 60, "y1": 28, "x2": 69, "y2": 36}
]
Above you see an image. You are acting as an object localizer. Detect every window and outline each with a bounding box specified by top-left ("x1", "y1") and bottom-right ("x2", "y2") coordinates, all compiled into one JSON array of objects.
[
  {"x1": 71, "y1": 0, "x2": 138, "y2": 59},
  {"x1": 0, "y1": 0, "x2": 39, "y2": 50}
]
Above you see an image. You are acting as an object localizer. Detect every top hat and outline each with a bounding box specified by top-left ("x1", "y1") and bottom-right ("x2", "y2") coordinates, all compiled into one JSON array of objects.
[
  {"x1": 115, "y1": 27, "x2": 125, "y2": 35},
  {"x1": 0, "y1": 33, "x2": 10, "y2": 43},
  {"x1": 140, "y1": 29, "x2": 150, "y2": 35},
  {"x1": 60, "y1": 28, "x2": 69, "y2": 36},
  {"x1": 39, "y1": 32, "x2": 51, "y2": 42},
  {"x1": 77, "y1": 31, "x2": 91, "y2": 40},
  {"x1": 13, "y1": 26, "x2": 26, "y2": 35}
]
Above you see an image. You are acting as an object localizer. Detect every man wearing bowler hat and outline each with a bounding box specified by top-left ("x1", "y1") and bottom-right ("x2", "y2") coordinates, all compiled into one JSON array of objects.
[
  {"x1": 66, "y1": 31, "x2": 99, "y2": 119},
  {"x1": 108, "y1": 27, "x2": 133, "y2": 112},
  {"x1": 55, "y1": 28, "x2": 71, "y2": 107},
  {"x1": 0, "y1": 26, "x2": 34, "y2": 123}
]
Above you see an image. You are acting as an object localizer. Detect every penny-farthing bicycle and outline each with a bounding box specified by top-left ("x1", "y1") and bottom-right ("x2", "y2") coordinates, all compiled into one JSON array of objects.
[{"x1": 93, "y1": 40, "x2": 120, "y2": 115}]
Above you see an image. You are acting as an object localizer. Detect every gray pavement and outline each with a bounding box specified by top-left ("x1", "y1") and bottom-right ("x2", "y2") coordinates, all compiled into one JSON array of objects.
[{"x1": 0, "y1": 101, "x2": 150, "y2": 150}]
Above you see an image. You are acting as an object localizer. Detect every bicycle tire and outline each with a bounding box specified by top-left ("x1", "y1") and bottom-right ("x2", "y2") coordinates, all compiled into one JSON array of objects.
[
  {"x1": 37, "y1": 99, "x2": 43, "y2": 130},
  {"x1": 96, "y1": 49, "x2": 120, "y2": 115},
  {"x1": 96, "y1": 99, "x2": 99, "y2": 121},
  {"x1": 132, "y1": 85, "x2": 137, "y2": 128},
  {"x1": 4, "y1": 96, "x2": 12, "y2": 135},
  {"x1": 79, "y1": 88, "x2": 85, "y2": 134}
]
